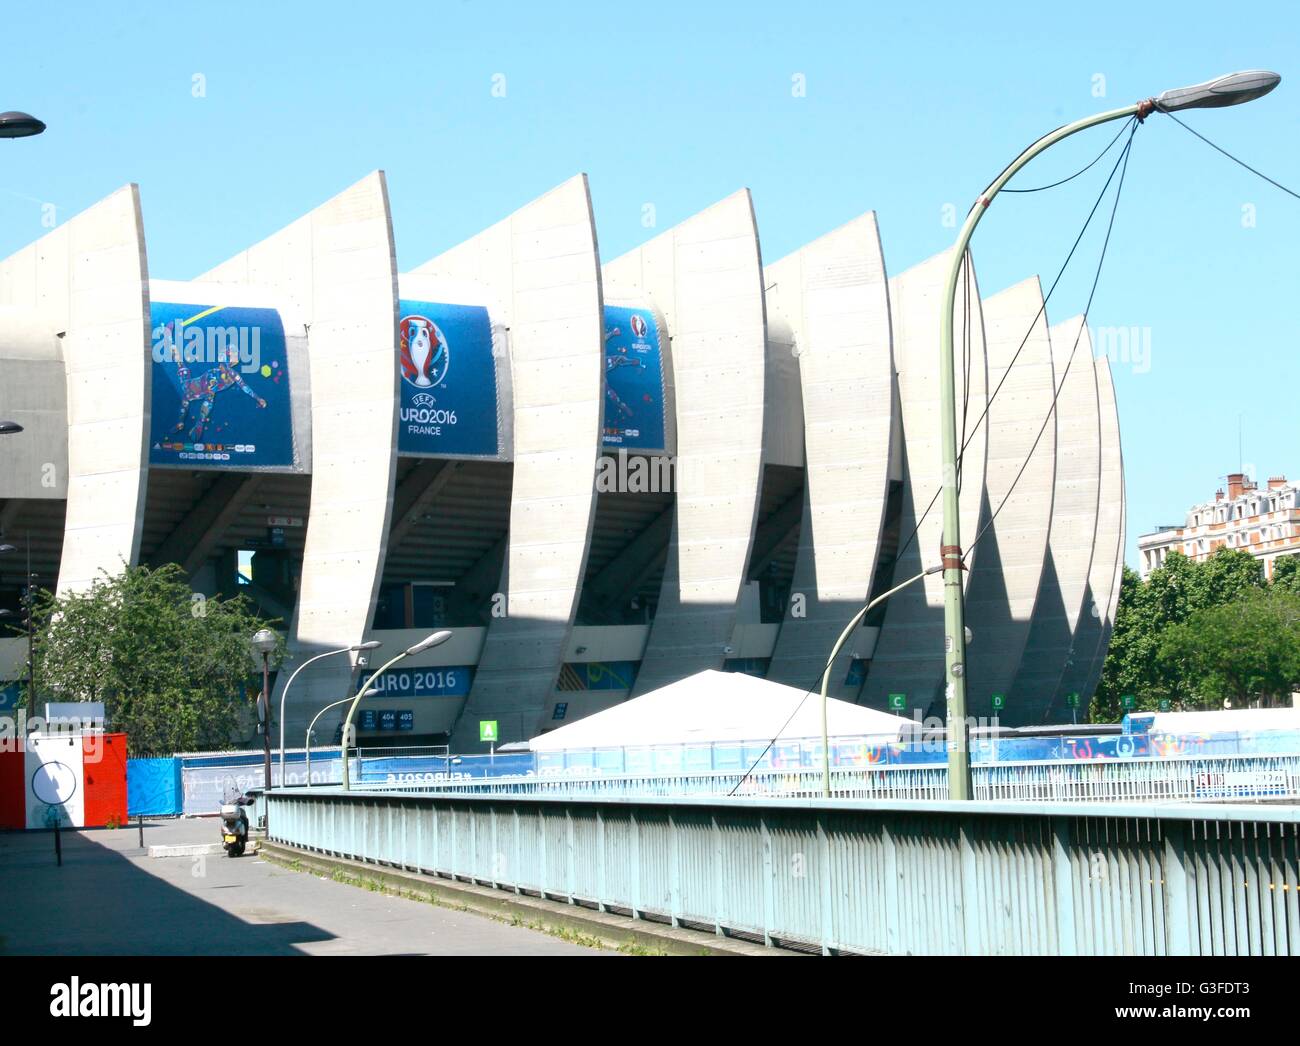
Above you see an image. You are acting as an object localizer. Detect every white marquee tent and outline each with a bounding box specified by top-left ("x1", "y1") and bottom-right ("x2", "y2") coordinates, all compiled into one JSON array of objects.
[{"x1": 528, "y1": 669, "x2": 913, "y2": 752}]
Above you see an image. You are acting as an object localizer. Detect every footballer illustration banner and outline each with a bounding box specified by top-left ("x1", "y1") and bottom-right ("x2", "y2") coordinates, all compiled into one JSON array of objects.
[
  {"x1": 602, "y1": 305, "x2": 665, "y2": 452},
  {"x1": 149, "y1": 302, "x2": 296, "y2": 468},
  {"x1": 398, "y1": 299, "x2": 499, "y2": 457}
]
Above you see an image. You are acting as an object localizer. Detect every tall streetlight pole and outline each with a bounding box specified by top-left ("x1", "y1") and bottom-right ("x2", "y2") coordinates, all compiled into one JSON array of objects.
[
  {"x1": 277, "y1": 640, "x2": 382, "y2": 783},
  {"x1": 250, "y1": 629, "x2": 277, "y2": 797},
  {"x1": 339, "y1": 630, "x2": 452, "y2": 790},
  {"x1": 818, "y1": 566, "x2": 943, "y2": 798},
  {"x1": 937, "y1": 70, "x2": 1279, "y2": 800},
  {"x1": 304, "y1": 689, "x2": 378, "y2": 787}
]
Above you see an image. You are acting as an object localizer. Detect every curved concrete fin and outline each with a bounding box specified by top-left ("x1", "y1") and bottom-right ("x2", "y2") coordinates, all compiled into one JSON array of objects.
[
  {"x1": 200, "y1": 172, "x2": 400, "y2": 716},
  {"x1": 1010, "y1": 313, "x2": 1100, "y2": 722},
  {"x1": 859, "y1": 248, "x2": 989, "y2": 717},
  {"x1": 764, "y1": 212, "x2": 894, "y2": 696},
  {"x1": 412, "y1": 176, "x2": 604, "y2": 748},
  {"x1": 0, "y1": 185, "x2": 150, "y2": 594},
  {"x1": 963, "y1": 277, "x2": 1056, "y2": 718},
  {"x1": 603, "y1": 191, "x2": 767, "y2": 696},
  {"x1": 1079, "y1": 351, "x2": 1124, "y2": 707}
]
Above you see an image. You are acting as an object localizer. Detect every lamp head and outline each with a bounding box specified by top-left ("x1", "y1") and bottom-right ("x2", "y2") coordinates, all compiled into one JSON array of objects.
[
  {"x1": 354, "y1": 640, "x2": 383, "y2": 651},
  {"x1": 1155, "y1": 70, "x2": 1280, "y2": 112},
  {"x1": 0, "y1": 112, "x2": 45, "y2": 139},
  {"x1": 251, "y1": 628, "x2": 278, "y2": 655},
  {"x1": 405, "y1": 629, "x2": 453, "y2": 656}
]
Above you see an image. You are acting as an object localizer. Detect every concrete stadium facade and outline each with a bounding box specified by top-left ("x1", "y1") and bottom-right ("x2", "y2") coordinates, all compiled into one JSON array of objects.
[{"x1": 0, "y1": 176, "x2": 1124, "y2": 748}]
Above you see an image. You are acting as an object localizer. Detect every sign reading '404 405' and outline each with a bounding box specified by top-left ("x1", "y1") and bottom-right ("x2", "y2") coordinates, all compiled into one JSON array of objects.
[{"x1": 398, "y1": 300, "x2": 499, "y2": 458}]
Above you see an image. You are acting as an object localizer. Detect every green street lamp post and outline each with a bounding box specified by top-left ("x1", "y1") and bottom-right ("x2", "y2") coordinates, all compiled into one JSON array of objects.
[{"x1": 937, "y1": 71, "x2": 1279, "y2": 800}]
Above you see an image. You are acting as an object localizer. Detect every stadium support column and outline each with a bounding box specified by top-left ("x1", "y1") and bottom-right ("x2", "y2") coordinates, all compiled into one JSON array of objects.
[
  {"x1": 764, "y1": 213, "x2": 895, "y2": 695},
  {"x1": 959, "y1": 278, "x2": 1057, "y2": 720},
  {"x1": 414, "y1": 176, "x2": 604, "y2": 751},
  {"x1": 200, "y1": 173, "x2": 400, "y2": 736},
  {"x1": 604, "y1": 190, "x2": 767, "y2": 697},
  {"x1": 0, "y1": 185, "x2": 151, "y2": 595},
  {"x1": 858, "y1": 250, "x2": 989, "y2": 721},
  {"x1": 1009, "y1": 314, "x2": 1101, "y2": 722}
]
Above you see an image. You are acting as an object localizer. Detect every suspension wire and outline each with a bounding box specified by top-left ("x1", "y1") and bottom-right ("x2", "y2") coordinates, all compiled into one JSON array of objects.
[
  {"x1": 892, "y1": 119, "x2": 1140, "y2": 568},
  {"x1": 1163, "y1": 111, "x2": 1300, "y2": 202},
  {"x1": 1002, "y1": 117, "x2": 1136, "y2": 193},
  {"x1": 965, "y1": 125, "x2": 1137, "y2": 560}
]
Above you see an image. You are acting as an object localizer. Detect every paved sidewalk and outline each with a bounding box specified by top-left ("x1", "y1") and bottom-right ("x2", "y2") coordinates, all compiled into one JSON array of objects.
[{"x1": 0, "y1": 818, "x2": 597, "y2": 956}]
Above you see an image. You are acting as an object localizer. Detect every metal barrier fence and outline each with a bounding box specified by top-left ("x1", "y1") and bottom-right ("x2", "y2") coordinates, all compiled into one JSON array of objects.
[
  {"x1": 349, "y1": 751, "x2": 1300, "y2": 804},
  {"x1": 266, "y1": 787, "x2": 1300, "y2": 955}
]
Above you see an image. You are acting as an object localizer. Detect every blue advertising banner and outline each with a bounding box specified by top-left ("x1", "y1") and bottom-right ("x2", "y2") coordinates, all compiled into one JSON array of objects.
[
  {"x1": 0, "y1": 681, "x2": 20, "y2": 714},
  {"x1": 149, "y1": 302, "x2": 295, "y2": 468},
  {"x1": 398, "y1": 300, "x2": 498, "y2": 457},
  {"x1": 359, "y1": 665, "x2": 474, "y2": 699},
  {"x1": 602, "y1": 305, "x2": 665, "y2": 451}
]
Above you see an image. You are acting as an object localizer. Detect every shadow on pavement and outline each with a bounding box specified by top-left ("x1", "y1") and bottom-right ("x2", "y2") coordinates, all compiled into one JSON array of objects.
[{"x1": 0, "y1": 826, "x2": 333, "y2": 955}]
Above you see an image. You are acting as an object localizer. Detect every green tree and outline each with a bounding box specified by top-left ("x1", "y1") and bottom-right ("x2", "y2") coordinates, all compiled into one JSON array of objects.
[
  {"x1": 1092, "y1": 548, "x2": 1267, "y2": 721},
  {"x1": 1159, "y1": 586, "x2": 1300, "y2": 708},
  {"x1": 22, "y1": 563, "x2": 283, "y2": 754},
  {"x1": 1270, "y1": 554, "x2": 1300, "y2": 595}
]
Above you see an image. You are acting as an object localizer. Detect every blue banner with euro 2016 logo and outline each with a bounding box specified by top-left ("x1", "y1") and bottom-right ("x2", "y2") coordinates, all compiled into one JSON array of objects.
[
  {"x1": 398, "y1": 300, "x2": 499, "y2": 457},
  {"x1": 149, "y1": 303, "x2": 295, "y2": 468},
  {"x1": 602, "y1": 305, "x2": 665, "y2": 451}
]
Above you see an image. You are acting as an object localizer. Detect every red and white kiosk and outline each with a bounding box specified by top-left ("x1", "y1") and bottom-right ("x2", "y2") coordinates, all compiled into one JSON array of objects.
[{"x1": 0, "y1": 723, "x2": 128, "y2": 830}]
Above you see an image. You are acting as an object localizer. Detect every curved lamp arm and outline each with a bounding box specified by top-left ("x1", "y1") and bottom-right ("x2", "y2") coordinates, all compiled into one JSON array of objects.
[
  {"x1": 304, "y1": 692, "x2": 375, "y2": 788},
  {"x1": 339, "y1": 631, "x2": 452, "y2": 789},
  {"x1": 278, "y1": 640, "x2": 382, "y2": 781},
  {"x1": 819, "y1": 566, "x2": 943, "y2": 798}
]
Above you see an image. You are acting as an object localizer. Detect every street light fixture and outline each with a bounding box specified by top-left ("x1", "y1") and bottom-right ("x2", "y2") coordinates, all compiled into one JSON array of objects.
[
  {"x1": 277, "y1": 639, "x2": 382, "y2": 783},
  {"x1": 817, "y1": 565, "x2": 944, "y2": 798},
  {"x1": 250, "y1": 628, "x2": 278, "y2": 800},
  {"x1": 339, "y1": 630, "x2": 453, "y2": 790},
  {"x1": 0, "y1": 112, "x2": 46, "y2": 139},
  {"x1": 305, "y1": 689, "x2": 379, "y2": 787},
  {"x1": 0, "y1": 422, "x2": 23, "y2": 435},
  {"x1": 936, "y1": 70, "x2": 1279, "y2": 800}
]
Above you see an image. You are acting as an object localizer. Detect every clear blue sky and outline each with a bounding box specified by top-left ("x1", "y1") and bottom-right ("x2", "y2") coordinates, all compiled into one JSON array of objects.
[{"x1": 2, "y1": 1, "x2": 1296, "y2": 566}]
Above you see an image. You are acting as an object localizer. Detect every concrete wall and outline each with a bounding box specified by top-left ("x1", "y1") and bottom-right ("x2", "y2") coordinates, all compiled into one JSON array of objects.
[
  {"x1": 1079, "y1": 353, "x2": 1125, "y2": 708},
  {"x1": 961, "y1": 278, "x2": 1055, "y2": 718},
  {"x1": 200, "y1": 173, "x2": 399, "y2": 734},
  {"x1": 604, "y1": 191, "x2": 767, "y2": 696},
  {"x1": 859, "y1": 249, "x2": 988, "y2": 717},
  {"x1": 0, "y1": 185, "x2": 150, "y2": 593},
  {"x1": 0, "y1": 307, "x2": 67, "y2": 499},
  {"x1": 1009, "y1": 314, "x2": 1100, "y2": 722},
  {"x1": 412, "y1": 176, "x2": 604, "y2": 749},
  {"x1": 764, "y1": 213, "x2": 894, "y2": 696}
]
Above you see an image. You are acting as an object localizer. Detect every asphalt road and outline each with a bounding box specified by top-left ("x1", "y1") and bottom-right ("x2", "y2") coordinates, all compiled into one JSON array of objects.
[{"x1": 0, "y1": 818, "x2": 597, "y2": 956}]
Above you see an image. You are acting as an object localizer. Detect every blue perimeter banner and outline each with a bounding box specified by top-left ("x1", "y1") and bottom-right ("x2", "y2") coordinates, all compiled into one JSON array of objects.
[
  {"x1": 398, "y1": 300, "x2": 498, "y2": 457},
  {"x1": 149, "y1": 302, "x2": 295, "y2": 468},
  {"x1": 602, "y1": 305, "x2": 665, "y2": 451}
]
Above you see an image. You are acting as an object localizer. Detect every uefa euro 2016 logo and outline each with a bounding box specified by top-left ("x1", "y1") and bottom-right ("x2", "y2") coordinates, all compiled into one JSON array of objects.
[{"x1": 400, "y1": 314, "x2": 450, "y2": 388}]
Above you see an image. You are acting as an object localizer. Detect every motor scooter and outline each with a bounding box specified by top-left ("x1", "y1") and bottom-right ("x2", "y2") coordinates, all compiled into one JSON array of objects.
[{"x1": 219, "y1": 786, "x2": 253, "y2": 857}]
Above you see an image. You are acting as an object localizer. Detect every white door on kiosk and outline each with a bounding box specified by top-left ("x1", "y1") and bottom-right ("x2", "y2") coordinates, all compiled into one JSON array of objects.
[{"x1": 26, "y1": 733, "x2": 85, "y2": 829}]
